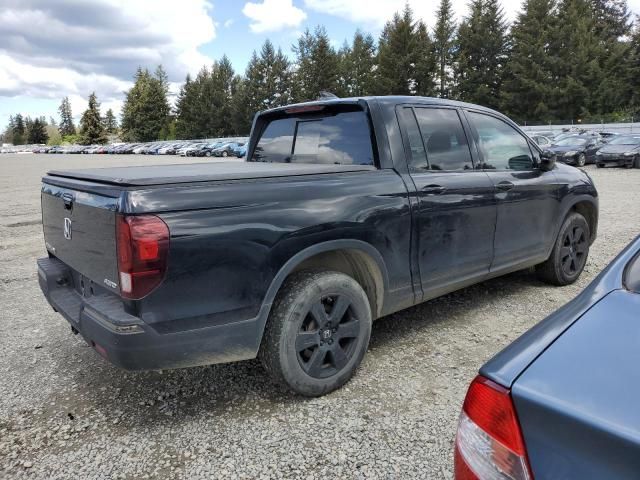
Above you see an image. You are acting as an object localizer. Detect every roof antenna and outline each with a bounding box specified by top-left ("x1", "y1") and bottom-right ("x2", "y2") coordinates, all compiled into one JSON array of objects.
[{"x1": 317, "y1": 91, "x2": 339, "y2": 100}]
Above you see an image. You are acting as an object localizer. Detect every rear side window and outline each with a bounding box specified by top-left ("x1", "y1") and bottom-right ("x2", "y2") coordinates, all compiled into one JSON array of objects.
[
  {"x1": 251, "y1": 107, "x2": 375, "y2": 165},
  {"x1": 399, "y1": 107, "x2": 473, "y2": 171}
]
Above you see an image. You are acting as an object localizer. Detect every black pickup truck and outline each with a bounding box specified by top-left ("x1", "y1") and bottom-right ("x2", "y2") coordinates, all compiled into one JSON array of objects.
[{"x1": 38, "y1": 96, "x2": 598, "y2": 396}]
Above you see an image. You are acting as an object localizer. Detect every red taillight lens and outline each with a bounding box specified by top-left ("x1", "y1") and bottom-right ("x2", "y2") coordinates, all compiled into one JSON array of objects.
[
  {"x1": 454, "y1": 376, "x2": 533, "y2": 480},
  {"x1": 116, "y1": 214, "x2": 169, "y2": 299}
]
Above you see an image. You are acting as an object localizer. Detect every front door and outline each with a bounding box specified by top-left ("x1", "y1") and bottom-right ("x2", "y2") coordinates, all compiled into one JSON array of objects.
[
  {"x1": 464, "y1": 110, "x2": 561, "y2": 270},
  {"x1": 397, "y1": 106, "x2": 497, "y2": 300}
]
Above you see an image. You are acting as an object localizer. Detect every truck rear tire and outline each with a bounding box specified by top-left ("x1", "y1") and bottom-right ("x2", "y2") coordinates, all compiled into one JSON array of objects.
[
  {"x1": 536, "y1": 212, "x2": 590, "y2": 286},
  {"x1": 259, "y1": 270, "x2": 372, "y2": 397}
]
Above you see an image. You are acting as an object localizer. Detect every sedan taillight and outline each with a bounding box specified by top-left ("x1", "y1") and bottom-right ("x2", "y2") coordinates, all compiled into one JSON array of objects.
[
  {"x1": 454, "y1": 376, "x2": 533, "y2": 480},
  {"x1": 116, "y1": 214, "x2": 169, "y2": 299}
]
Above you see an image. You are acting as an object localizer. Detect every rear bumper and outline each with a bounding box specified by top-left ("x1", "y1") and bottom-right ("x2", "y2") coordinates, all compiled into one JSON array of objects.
[
  {"x1": 38, "y1": 257, "x2": 261, "y2": 371},
  {"x1": 596, "y1": 156, "x2": 634, "y2": 167}
]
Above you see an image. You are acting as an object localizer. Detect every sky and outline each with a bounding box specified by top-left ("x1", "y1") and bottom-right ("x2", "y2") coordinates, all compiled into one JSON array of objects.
[{"x1": 1, "y1": 0, "x2": 640, "y2": 132}]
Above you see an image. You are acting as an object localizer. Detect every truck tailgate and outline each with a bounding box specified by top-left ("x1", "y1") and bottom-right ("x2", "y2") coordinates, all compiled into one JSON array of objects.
[{"x1": 41, "y1": 183, "x2": 120, "y2": 292}]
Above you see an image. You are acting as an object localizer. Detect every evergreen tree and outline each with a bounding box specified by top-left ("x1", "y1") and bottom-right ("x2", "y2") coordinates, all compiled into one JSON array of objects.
[
  {"x1": 591, "y1": 0, "x2": 633, "y2": 116},
  {"x1": 433, "y1": 0, "x2": 457, "y2": 98},
  {"x1": 27, "y1": 118, "x2": 49, "y2": 144},
  {"x1": 228, "y1": 41, "x2": 292, "y2": 134},
  {"x1": 230, "y1": 76, "x2": 253, "y2": 135},
  {"x1": 175, "y1": 73, "x2": 200, "y2": 139},
  {"x1": 292, "y1": 27, "x2": 340, "y2": 101},
  {"x1": 554, "y1": 0, "x2": 603, "y2": 120},
  {"x1": 103, "y1": 108, "x2": 118, "y2": 134},
  {"x1": 207, "y1": 55, "x2": 237, "y2": 136},
  {"x1": 13, "y1": 114, "x2": 25, "y2": 145},
  {"x1": 501, "y1": 0, "x2": 559, "y2": 122},
  {"x1": 79, "y1": 92, "x2": 107, "y2": 145},
  {"x1": 453, "y1": 0, "x2": 509, "y2": 109},
  {"x1": 24, "y1": 116, "x2": 34, "y2": 142},
  {"x1": 338, "y1": 31, "x2": 377, "y2": 96},
  {"x1": 120, "y1": 66, "x2": 171, "y2": 141},
  {"x1": 376, "y1": 4, "x2": 436, "y2": 95},
  {"x1": 58, "y1": 96, "x2": 76, "y2": 136},
  {"x1": 414, "y1": 21, "x2": 437, "y2": 96},
  {"x1": 631, "y1": 20, "x2": 640, "y2": 114},
  {"x1": 2, "y1": 115, "x2": 15, "y2": 144},
  {"x1": 175, "y1": 56, "x2": 240, "y2": 138}
]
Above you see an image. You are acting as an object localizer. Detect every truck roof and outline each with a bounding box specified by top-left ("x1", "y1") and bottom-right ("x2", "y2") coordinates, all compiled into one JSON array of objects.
[{"x1": 259, "y1": 95, "x2": 502, "y2": 117}]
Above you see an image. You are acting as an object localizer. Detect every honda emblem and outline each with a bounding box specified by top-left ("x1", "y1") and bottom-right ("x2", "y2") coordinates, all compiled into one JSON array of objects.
[{"x1": 63, "y1": 217, "x2": 72, "y2": 240}]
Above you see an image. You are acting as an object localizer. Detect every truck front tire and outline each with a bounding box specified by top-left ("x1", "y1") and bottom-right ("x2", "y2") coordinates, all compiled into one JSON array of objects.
[
  {"x1": 536, "y1": 212, "x2": 590, "y2": 286},
  {"x1": 259, "y1": 270, "x2": 372, "y2": 397}
]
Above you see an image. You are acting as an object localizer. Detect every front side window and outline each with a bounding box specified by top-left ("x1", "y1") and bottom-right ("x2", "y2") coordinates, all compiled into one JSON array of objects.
[
  {"x1": 467, "y1": 111, "x2": 534, "y2": 170},
  {"x1": 251, "y1": 107, "x2": 374, "y2": 165}
]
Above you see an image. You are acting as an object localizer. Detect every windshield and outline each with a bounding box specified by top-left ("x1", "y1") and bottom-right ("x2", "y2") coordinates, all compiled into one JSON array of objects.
[
  {"x1": 555, "y1": 137, "x2": 589, "y2": 146},
  {"x1": 607, "y1": 135, "x2": 640, "y2": 146}
]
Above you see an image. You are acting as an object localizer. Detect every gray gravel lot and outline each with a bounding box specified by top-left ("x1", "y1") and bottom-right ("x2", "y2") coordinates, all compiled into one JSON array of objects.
[{"x1": 1, "y1": 154, "x2": 639, "y2": 479}]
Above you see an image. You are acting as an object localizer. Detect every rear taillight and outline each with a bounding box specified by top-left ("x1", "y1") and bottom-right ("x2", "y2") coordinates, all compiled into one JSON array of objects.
[
  {"x1": 116, "y1": 214, "x2": 169, "y2": 299},
  {"x1": 454, "y1": 376, "x2": 533, "y2": 480}
]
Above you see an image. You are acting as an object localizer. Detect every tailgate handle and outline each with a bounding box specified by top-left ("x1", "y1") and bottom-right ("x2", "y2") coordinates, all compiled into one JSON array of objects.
[{"x1": 62, "y1": 193, "x2": 74, "y2": 210}]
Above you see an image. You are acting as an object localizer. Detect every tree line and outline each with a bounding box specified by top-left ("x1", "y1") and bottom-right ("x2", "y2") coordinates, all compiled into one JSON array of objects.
[
  {"x1": 3, "y1": 0, "x2": 639, "y2": 145},
  {"x1": 2, "y1": 93, "x2": 118, "y2": 145}
]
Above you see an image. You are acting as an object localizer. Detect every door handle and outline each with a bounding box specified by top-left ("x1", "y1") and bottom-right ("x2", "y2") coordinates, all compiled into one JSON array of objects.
[
  {"x1": 496, "y1": 181, "x2": 514, "y2": 192},
  {"x1": 421, "y1": 184, "x2": 446, "y2": 195}
]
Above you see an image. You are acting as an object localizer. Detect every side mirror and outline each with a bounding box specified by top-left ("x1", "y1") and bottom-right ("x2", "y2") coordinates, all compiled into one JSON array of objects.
[{"x1": 539, "y1": 150, "x2": 556, "y2": 171}]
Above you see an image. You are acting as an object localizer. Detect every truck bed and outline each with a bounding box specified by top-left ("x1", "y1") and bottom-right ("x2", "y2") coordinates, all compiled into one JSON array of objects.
[{"x1": 46, "y1": 161, "x2": 376, "y2": 187}]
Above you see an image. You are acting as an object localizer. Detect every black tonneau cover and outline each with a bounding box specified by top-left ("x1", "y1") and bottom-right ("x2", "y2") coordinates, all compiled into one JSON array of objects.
[{"x1": 47, "y1": 162, "x2": 376, "y2": 187}]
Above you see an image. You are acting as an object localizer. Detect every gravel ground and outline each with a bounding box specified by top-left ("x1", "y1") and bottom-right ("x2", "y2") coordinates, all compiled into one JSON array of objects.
[{"x1": 0, "y1": 154, "x2": 638, "y2": 479}]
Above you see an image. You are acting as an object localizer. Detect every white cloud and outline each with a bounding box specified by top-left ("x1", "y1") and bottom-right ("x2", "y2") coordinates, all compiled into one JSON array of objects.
[
  {"x1": 224, "y1": 18, "x2": 234, "y2": 28},
  {"x1": 0, "y1": 0, "x2": 217, "y2": 124},
  {"x1": 303, "y1": 0, "x2": 521, "y2": 29},
  {"x1": 242, "y1": 0, "x2": 307, "y2": 33}
]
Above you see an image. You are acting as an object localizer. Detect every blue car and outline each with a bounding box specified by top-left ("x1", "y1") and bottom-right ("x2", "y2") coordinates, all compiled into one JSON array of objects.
[
  {"x1": 233, "y1": 144, "x2": 247, "y2": 158},
  {"x1": 455, "y1": 236, "x2": 640, "y2": 480}
]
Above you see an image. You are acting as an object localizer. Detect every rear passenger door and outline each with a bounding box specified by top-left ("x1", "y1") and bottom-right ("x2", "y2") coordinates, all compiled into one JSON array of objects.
[
  {"x1": 464, "y1": 110, "x2": 560, "y2": 270},
  {"x1": 397, "y1": 106, "x2": 497, "y2": 300}
]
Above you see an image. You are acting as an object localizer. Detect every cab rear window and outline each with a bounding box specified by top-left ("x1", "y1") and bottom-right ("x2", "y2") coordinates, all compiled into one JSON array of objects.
[{"x1": 250, "y1": 106, "x2": 375, "y2": 166}]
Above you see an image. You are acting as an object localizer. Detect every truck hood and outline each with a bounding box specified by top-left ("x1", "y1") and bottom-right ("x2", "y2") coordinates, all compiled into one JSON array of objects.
[{"x1": 46, "y1": 161, "x2": 376, "y2": 187}]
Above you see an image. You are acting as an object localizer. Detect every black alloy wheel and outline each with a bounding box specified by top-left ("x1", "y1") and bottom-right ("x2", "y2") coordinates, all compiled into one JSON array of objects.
[
  {"x1": 559, "y1": 224, "x2": 588, "y2": 277},
  {"x1": 296, "y1": 295, "x2": 360, "y2": 379},
  {"x1": 260, "y1": 270, "x2": 372, "y2": 397},
  {"x1": 536, "y1": 212, "x2": 590, "y2": 286}
]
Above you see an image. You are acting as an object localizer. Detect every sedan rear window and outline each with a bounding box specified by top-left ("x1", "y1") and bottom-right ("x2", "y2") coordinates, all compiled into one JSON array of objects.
[{"x1": 250, "y1": 106, "x2": 375, "y2": 165}]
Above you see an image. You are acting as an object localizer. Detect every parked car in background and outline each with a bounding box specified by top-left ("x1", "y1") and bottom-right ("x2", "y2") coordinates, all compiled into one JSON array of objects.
[
  {"x1": 194, "y1": 142, "x2": 223, "y2": 157},
  {"x1": 184, "y1": 143, "x2": 208, "y2": 156},
  {"x1": 37, "y1": 96, "x2": 598, "y2": 397},
  {"x1": 546, "y1": 134, "x2": 602, "y2": 166},
  {"x1": 212, "y1": 142, "x2": 239, "y2": 157},
  {"x1": 595, "y1": 134, "x2": 640, "y2": 168},
  {"x1": 530, "y1": 134, "x2": 552, "y2": 147},
  {"x1": 233, "y1": 144, "x2": 247, "y2": 158},
  {"x1": 454, "y1": 236, "x2": 640, "y2": 480},
  {"x1": 598, "y1": 131, "x2": 621, "y2": 141}
]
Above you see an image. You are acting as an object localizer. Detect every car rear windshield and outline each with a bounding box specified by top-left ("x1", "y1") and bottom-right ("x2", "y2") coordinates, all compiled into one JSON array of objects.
[
  {"x1": 608, "y1": 135, "x2": 640, "y2": 145},
  {"x1": 555, "y1": 137, "x2": 589, "y2": 146},
  {"x1": 250, "y1": 105, "x2": 375, "y2": 165}
]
